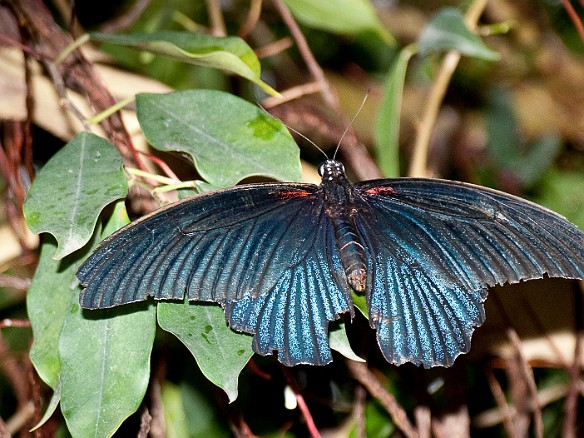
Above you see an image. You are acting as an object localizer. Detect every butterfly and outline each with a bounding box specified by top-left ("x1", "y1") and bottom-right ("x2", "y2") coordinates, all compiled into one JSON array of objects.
[{"x1": 77, "y1": 159, "x2": 584, "y2": 367}]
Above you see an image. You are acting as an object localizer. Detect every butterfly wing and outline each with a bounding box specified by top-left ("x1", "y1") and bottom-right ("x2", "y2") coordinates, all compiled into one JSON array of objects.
[
  {"x1": 223, "y1": 204, "x2": 353, "y2": 365},
  {"x1": 354, "y1": 178, "x2": 584, "y2": 367},
  {"x1": 77, "y1": 183, "x2": 352, "y2": 365}
]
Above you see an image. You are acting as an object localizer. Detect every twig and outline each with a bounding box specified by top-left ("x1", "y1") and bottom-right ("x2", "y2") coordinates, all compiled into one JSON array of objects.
[
  {"x1": 206, "y1": 0, "x2": 226, "y2": 36},
  {"x1": 353, "y1": 386, "x2": 366, "y2": 438},
  {"x1": 563, "y1": 281, "x2": 584, "y2": 438},
  {"x1": 262, "y1": 82, "x2": 321, "y2": 108},
  {"x1": 270, "y1": 0, "x2": 336, "y2": 111},
  {"x1": 485, "y1": 365, "x2": 518, "y2": 437},
  {"x1": 9, "y1": 0, "x2": 147, "y2": 173},
  {"x1": 137, "y1": 407, "x2": 152, "y2": 438},
  {"x1": 238, "y1": 0, "x2": 263, "y2": 38},
  {"x1": 408, "y1": 0, "x2": 489, "y2": 177},
  {"x1": 506, "y1": 328, "x2": 543, "y2": 438},
  {"x1": 255, "y1": 37, "x2": 293, "y2": 59},
  {"x1": 0, "y1": 416, "x2": 9, "y2": 438},
  {"x1": 560, "y1": 0, "x2": 584, "y2": 45},
  {"x1": 99, "y1": 0, "x2": 152, "y2": 33},
  {"x1": 346, "y1": 360, "x2": 418, "y2": 438},
  {"x1": 282, "y1": 367, "x2": 321, "y2": 438},
  {"x1": 0, "y1": 319, "x2": 31, "y2": 328}
]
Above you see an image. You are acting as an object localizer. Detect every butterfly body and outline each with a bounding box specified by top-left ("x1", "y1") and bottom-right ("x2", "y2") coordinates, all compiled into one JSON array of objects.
[{"x1": 77, "y1": 159, "x2": 584, "y2": 367}]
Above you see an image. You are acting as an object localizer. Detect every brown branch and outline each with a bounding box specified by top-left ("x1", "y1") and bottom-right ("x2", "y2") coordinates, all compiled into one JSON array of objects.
[
  {"x1": 505, "y1": 328, "x2": 543, "y2": 438},
  {"x1": 0, "y1": 319, "x2": 31, "y2": 329},
  {"x1": 238, "y1": 0, "x2": 263, "y2": 38},
  {"x1": 346, "y1": 360, "x2": 418, "y2": 438},
  {"x1": 485, "y1": 365, "x2": 519, "y2": 437},
  {"x1": 207, "y1": 0, "x2": 226, "y2": 36},
  {"x1": 560, "y1": 0, "x2": 584, "y2": 45},
  {"x1": 282, "y1": 367, "x2": 321, "y2": 438},
  {"x1": 5, "y1": 0, "x2": 146, "y2": 172}
]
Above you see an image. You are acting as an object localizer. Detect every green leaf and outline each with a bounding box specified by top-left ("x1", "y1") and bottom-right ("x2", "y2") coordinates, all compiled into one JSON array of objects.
[
  {"x1": 157, "y1": 302, "x2": 253, "y2": 402},
  {"x1": 90, "y1": 31, "x2": 279, "y2": 96},
  {"x1": 23, "y1": 132, "x2": 128, "y2": 260},
  {"x1": 31, "y1": 386, "x2": 61, "y2": 431},
  {"x1": 534, "y1": 169, "x2": 584, "y2": 230},
  {"x1": 374, "y1": 45, "x2": 416, "y2": 177},
  {"x1": 418, "y1": 7, "x2": 500, "y2": 61},
  {"x1": 284, "y1": 0, "x2": 394, "y2": 45},
  {"x1": 27, "y1": 237, "x2": 82, "y2": 388},
  {"x1": 161, "y1": 383, "x2": 190, "y2": 438},
  {"x1": 59, "y1": 203, "x2": 157, "y2": 438},
  {"x1": 329, "y1": 321, "x2": 364, "y2": 362},
  {"x1": 136, "y1": 90, "x2": 301, "y2": 188},
  {"x1": 352, "y1": 291, "x2": 368, "y2": 318}
]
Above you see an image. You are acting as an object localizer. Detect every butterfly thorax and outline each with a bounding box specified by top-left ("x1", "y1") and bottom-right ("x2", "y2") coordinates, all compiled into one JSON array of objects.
[{"x1": 318, "y1": 160, "x2": 367, "y2": 293}]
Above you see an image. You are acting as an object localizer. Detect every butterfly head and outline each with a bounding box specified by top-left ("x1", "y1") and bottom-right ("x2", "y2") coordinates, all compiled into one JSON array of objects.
[{"x1": 318, "y1": 160, "x2": 347, "y2": 183}]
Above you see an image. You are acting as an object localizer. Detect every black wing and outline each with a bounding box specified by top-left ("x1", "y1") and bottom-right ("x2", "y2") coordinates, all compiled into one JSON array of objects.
[
  {"x1": 354, "y1": 178, "x2": 584, "y2": 367},
  {"x1": 77, "y1": 183, "x2": 353, "y2": 365}
]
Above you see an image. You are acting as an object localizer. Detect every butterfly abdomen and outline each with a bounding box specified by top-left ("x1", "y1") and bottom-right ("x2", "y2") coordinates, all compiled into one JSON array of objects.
[{"x1": 333, "y1": 217, "x2": 367, "y2": 292}]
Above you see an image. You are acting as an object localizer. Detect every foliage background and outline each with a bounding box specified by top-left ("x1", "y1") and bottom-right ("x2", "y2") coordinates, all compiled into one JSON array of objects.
[{"x1": 0, "y1": 0, "x2": 583, "y2": 436}]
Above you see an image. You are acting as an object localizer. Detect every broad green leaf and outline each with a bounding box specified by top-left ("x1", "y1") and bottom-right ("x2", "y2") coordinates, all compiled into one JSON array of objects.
[
  {"x1": 136, "y1": 90, "x2": 301, "y2": 188},
  {"x1": 90, "y1": 31, "x2": 278, "y2": 96},
  {"x1": 418, "y1": 7, "x2": 500, "y2": 61},
  {"x1": 28, "y1": 236, "x2": 83, "y2": 388},
  {"x1": 24, "y1": 132, "x2": 128, "y2": 260},
  {"x1": 284, "y1": 0, "x2": 394, "y2": 45},
  {"x1": 59, "y1": 203, "x2": 157, "y2": 438},
  {"x1": 374, "y1": 45, "x2": 416, "y2": 177},
  {"x1": 157, "y1": 302, "x2": 253, "y2": 402},
  {"x1": 329, "y1": 321, "x2": 365, "y2": 362}
]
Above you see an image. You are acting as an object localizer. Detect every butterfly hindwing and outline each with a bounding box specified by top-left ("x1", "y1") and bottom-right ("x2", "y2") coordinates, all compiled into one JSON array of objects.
[
  {"x1": 223, "y1": 205, "x2": 353, "y2": 365},
  {"x1": 354, "y1": 178, "x2": 584, "y2": 367}
]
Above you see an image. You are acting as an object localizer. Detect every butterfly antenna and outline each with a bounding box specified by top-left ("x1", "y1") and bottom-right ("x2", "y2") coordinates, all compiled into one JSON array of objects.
[
  {"x1": 284, "y1": 125, "x2": 329, "y2": 160},
  {"x1": 256, "y1": 101, "x2": 329, "y2": 160},
  {"x1": 332, "y1": 89, "x2": 370, "y2": 160}
]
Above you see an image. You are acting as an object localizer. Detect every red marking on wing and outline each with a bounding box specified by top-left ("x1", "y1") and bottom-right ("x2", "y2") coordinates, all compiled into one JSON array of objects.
[
  {"x1": 365, "y1": 186, "x2": 396, "y2": 196},
  {"x1": 274, "y1": 189, "x2": 313, "y2": 200}
]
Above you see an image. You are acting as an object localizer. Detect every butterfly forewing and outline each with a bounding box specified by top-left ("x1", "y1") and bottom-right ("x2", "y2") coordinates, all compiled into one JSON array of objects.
[{"x1": 79, "y1": 183, "x2": 320, "y2": 307}]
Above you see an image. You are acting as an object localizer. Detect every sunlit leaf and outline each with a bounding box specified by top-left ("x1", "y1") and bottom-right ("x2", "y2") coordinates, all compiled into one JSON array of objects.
[
  {"x1": 136, "y1": 90, "x2": 301, "y2": 188},
  {"x1": 157, "y1": 302, "x2": 253, "y2": 402},
  {"x1": 329, "y1": 321, "x2": 365, "y2": 362},
  {"x1": 27, "y1": 237, "x2": 81, "y2": 388},
  {"x1": 23, "y1": 132, "x2": 128, "y2": 260},
  {"x1": 284, "y1": 0, "x2": 394, "y2": 45},
  {"x1": 90, "y1": 31, "x2": 279, "y2": 95}
]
